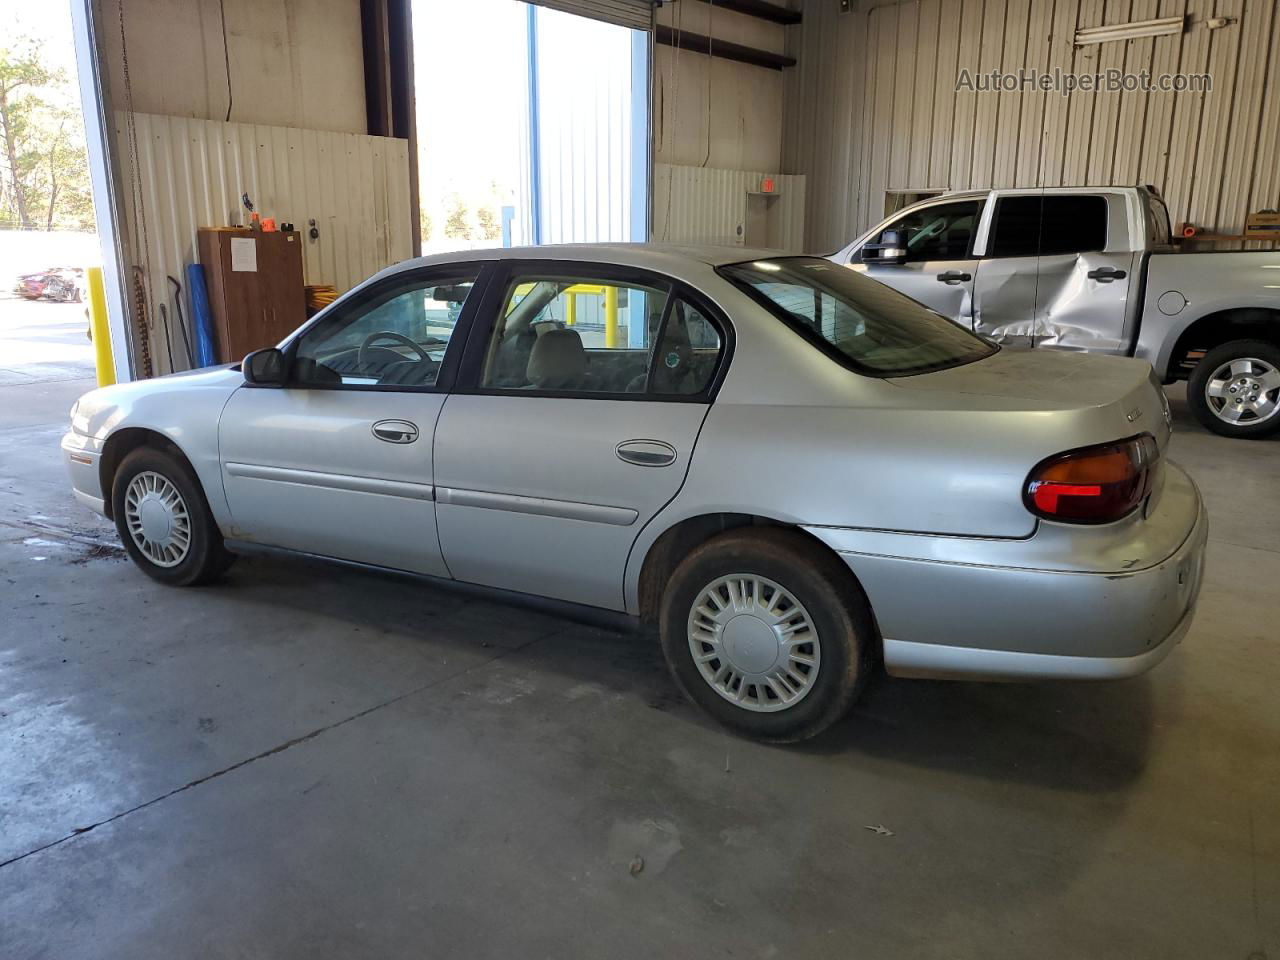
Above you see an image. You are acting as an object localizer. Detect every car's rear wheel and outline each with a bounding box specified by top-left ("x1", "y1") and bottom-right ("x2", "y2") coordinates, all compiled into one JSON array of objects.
[
  {"x1": 111, "y1": 446, "x2": 234, "y2": 586},
  {"x1": 1187, "y1": 339, "x2": 1280, "y2": 439},
  {"x1": 659, "y1": 528, "x2": 873, "y2": 743}
]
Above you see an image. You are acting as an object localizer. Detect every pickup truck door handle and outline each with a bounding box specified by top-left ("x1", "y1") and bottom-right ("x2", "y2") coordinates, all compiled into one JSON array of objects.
[
  {"x1": 1087, "y1": 267, "x2": 1127, "y2": 282},
  {"x1": 616, "y1": 439, "x2": 677, "y2": 467},
  {"x1": 936, "y1": 270, "x2": 972, "y2": 284}
]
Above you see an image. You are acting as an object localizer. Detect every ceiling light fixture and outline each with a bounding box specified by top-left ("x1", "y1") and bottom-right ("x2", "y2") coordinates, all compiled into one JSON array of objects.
[{"x1": 1075, "y1": 15, "x2": 1186, "y2": 46}]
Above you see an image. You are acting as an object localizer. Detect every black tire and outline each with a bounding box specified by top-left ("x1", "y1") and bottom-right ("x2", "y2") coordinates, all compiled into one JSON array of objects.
[
  {"x1": 1187, "y1": 339, "x2": 1280, "y2": 439},
  {"x1": 111, "y1": 446, "x2": 235, "y2": 586},
  {"x1": 659, "y1": 527, "x2": 874, "y2": 743}
]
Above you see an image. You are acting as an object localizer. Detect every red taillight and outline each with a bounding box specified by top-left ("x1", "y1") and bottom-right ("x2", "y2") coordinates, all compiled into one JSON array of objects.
[{"x1": 1024, "y1": 434, "x2": 1160, "y2": 524}]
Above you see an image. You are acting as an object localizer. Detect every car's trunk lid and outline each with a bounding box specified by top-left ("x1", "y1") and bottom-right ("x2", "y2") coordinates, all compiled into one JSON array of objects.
[{"x1": 888, "y1": 347, "x2": 1171, "y2": 448}]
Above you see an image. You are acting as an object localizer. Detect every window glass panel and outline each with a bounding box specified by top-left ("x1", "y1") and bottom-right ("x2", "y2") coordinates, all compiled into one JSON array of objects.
[
  {"x1": 720, "y1": 257, "x2": 996, "y2": 377},
  {"x1": 866, "y1": 200, "x2": 982, "y2": 263},
  {"x1": 651, "y1": 299, "x2": 722, "y2": 395},
  {"x1": 990, "y1": 195, "x2": 1108, "y2": 258},
  {"x1": 481, "y1": 275, "x2": 671, "y2": 394},
  {"x1": 292, "y1": 274, "x2": 477, "y2": 388}
]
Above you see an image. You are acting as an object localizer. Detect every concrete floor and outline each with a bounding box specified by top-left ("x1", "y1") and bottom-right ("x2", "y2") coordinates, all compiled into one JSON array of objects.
[{"x1": 1, "y1": 300, "x2": 1277, "y2": 958}]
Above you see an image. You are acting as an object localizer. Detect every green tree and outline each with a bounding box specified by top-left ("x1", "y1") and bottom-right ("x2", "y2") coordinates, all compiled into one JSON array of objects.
[
  {"x1": 476, "y1": 206, "x2": 500, "y2": 242},
  {"x1": 443, "y1": 195, "x2": 471, "y2": 241},
  {"x1": 420, "y1": 209, "x2": 433, "y2": 244},
  {"x1": 0, "y1": 38, "x2": 94, "y2": 232},
  {"x1": 0, "y1": 41, "x2": 51, "y2": 229}
]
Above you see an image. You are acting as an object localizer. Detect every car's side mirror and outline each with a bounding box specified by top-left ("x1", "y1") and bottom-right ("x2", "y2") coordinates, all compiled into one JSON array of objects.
[
  {"x1": 860, "y1": 228, "x2": 907, "y2": 265},
  {"x1": 243, "y1": 347, "x2": 287, "y2": 386}
]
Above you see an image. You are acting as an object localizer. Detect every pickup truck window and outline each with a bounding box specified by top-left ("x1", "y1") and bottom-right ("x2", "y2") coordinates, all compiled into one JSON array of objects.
[
  {"x1": 989, "y1": 195, "x2": 1107, "y2": 258},
  {"x1": 720, "y1": 257, "x2": 997, "y2": 377},
  {"x1": 866, "y1": 200, "x2": 983, "y2": 263}
]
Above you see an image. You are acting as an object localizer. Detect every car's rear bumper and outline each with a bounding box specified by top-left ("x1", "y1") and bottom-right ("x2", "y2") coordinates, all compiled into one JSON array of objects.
[
  {"x1": 61, "y1": 430, "x2": 107, "y2": 516},
  {"x1": 805, "y1": 463, "x2": 1208, "y2": 681}
]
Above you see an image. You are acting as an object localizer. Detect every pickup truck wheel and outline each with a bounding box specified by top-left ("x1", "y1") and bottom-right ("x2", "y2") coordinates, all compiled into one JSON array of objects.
[
  {"x1": 111, "y1": 447, "x2": 234, "y2": 586},
  {"x1": 659, "y1": 528, "x2": 873, "y2": 743},
  {"x1": 1188, "y1": 340, "x2": 1280, "y2": 439}
]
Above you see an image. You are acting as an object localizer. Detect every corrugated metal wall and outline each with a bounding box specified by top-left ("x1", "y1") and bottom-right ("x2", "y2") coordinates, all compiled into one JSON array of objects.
[
  {"x1": 116, "y1": 112, "x2": 412, "y2": 373},
  {"x1": 529, "y1": 7, "x2": 643, "y2": 244},
  {"x1": 652, "y1": 163, "x2": 806, "y2": 249},
  {"x1": 785, "y1": 0, "x2": 1280, "y2": 252}
]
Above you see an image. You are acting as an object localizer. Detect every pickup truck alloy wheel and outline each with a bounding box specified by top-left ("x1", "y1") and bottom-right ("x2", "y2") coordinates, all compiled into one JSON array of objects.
[
  {"x1": 687, "y1": 573, "x2": 821, "y2": 713},
  {"x1": 1204, "y1": 357, "x2": 1280, "y2": 426},
  {"x1": 1188, "y1": 339, "x2": 1280, "y2": 438},
  {"x1": 124, "y1": 470, "x2": 191, "y2": 567}
]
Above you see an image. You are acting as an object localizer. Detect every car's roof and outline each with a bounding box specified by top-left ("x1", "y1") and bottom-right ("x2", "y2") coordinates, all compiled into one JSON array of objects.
[{"x1": 390, "y1": 242, "x2": 798, "y2": 273}]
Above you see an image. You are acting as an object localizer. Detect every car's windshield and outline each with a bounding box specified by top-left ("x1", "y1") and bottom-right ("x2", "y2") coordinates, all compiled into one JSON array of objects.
[{"x1": 719, "y1": 257, "x2": 997, "y2": 377}]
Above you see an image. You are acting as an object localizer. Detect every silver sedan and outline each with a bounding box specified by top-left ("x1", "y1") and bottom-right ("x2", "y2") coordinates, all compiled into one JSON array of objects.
[{"x1": 63, "y1": 245, "x2": 1207, "y2": 741}]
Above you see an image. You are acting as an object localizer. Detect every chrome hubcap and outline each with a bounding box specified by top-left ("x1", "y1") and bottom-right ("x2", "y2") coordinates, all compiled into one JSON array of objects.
[
  {"x1": 687, "y1": 574, "x2": 820, "y2": 713},
  {"x1": 1205, "y1": 357, "x2": 1280, "y2": 425},
  {"x1": 124, "y1": 471, "x2": 191, "y2": 567}
]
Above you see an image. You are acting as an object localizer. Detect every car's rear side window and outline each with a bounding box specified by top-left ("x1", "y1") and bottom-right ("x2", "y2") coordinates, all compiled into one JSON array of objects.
[
  {"x1": 719, "y1": 257, "x2": 997, "y2": 377},
  {"x1": 989, "y1": 195, "x2": 1108, "y2": 258},
  {"x1": 477, "y1": 272, "x2": 724, "y2": 397}
]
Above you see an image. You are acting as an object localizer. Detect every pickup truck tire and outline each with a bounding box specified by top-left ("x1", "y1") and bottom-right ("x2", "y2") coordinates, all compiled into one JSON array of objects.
[{"x1": 1188, "y1": 339, "x2": 1280, "y2": 439}]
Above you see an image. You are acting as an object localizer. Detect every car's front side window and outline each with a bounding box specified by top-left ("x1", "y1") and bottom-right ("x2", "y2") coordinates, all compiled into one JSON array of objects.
[
  {"x1": 291, "y1": 272, "x2": 479, "y2": 388},
  {"x1": 721, "y1": 256, "x2": 996, "y2": 377},
  {"x1": 862, "y1": 200, "x2": 984, "y2": 263},
  {"x1": 477, "y1": 272, "x2": 724, "y2": 397}
]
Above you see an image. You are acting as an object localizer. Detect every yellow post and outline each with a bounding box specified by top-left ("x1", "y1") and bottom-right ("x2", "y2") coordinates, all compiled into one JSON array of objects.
[
  {"x1": 604, "y1": 284, "x2": 618, "y2": 348},
  {"x1": 565, "y1": 290, "x2": 576, "y2": 326},
  {"x1": 86, "y1": 267, "x2": 116, "y2": 387}
]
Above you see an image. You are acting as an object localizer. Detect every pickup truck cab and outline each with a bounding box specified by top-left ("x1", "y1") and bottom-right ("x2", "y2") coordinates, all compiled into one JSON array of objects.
[{"x1": 831, "y1": 186, "x2": 1280, "y2": 438}]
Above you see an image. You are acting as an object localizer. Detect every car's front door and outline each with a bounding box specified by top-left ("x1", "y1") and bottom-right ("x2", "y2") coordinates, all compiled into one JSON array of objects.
[
  {"x1": 432, "y1": 262, "x2": 728, "y2": 610},
  {"x1": 217, "y1": 265, "x2": 486, "y2": 576},
  {"x1": 847, "y1": 199, "x2": 985, "y2": 322}
]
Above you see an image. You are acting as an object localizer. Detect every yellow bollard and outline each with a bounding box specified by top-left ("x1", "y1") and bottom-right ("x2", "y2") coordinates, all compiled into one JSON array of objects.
[
  {"x1": 86, "y1": 267, "x2": 116, "y2": 387},
  {"x1": 565, "y1": 290, "x2": 576, "y2": 326},
  {"x1": 604, "y1": 285, "x2": 618, "y2": 349}
]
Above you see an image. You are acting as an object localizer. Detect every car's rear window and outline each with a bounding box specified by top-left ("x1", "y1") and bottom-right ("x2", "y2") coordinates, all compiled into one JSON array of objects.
[{"x1": 718, "y1": 257, "x2": 997, "y2": 377}]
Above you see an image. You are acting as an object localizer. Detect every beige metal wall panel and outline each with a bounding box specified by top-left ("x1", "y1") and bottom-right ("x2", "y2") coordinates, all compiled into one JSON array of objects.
[
  {"x1": 528, "y1": 0, "x2": 654, "y2": 30},
  {"x1": 652, "y1": 163, "x2": 805, "y2": 251},
  {"x1": 786, "y1": 0, "x2": 1280, "y2": 253},
  {"x1": 115, "y1": 112, "x2": 411, "y2": 374}
]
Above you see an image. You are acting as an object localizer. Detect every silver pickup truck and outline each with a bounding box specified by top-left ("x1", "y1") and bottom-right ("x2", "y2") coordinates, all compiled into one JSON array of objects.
[{"x1": 831, "y1": 186, "x2": 1280, "y2": 439}]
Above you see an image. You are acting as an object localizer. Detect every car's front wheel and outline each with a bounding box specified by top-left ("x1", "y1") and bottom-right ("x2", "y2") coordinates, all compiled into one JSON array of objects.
[
  {"x1": 111, "y1": 446, "x2": 234, "y2": 586},
  {"x1": 1187, "y1": 339, "x2": 1280, "y2": 439},
  {"x1": 659, "y1": 528, "x2": 873, "y2": 743}
]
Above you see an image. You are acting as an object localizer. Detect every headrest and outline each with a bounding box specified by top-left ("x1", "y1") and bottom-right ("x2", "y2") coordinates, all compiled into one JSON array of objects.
[{"x1": 527, "y1": 327, "x2": 586, "y2": 389}]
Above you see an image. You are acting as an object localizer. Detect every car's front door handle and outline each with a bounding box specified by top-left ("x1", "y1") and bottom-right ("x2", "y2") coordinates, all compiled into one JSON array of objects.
[
  {"x1": 616, "y1": 439, "x2": 677, "y2": 467},
  {"x1": 936, "y1": 270, "x2": 972, "y2": 284},
  {"x1": 1087, "y1": 267, "x2": 1127, "y2": 282},
  {"x1": 372, "y1": 419, "x2": 419, "y2": 444}
]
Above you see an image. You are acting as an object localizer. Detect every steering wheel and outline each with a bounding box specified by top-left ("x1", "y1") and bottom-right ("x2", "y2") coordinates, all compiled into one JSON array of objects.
[{"x1": 358, "y1": 331, "x2": 430, "y2": 370}]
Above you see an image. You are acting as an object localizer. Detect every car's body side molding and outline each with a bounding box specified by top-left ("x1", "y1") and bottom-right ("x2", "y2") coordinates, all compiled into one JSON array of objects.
[
  {"x1": 223, "y1": 462, "x2": 435, "y2": 501},
  {"x1": 435, "y1": 487, "x2": 639, "y2": 526}
]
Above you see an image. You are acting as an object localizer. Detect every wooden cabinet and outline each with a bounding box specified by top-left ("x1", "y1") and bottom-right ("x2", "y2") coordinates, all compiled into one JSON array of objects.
[{"x1": 197, "y1": 228, "x2": 306, "y2": 363}]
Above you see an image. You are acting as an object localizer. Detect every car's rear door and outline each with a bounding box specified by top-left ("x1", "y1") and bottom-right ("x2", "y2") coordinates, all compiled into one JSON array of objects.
[
  {"x1": 217, "y1": 264, "x2": 488, "y2": 576},
  {"x1": 432, "y1": 260, "x2": 728, "y2": 610},
  {"x1": 973, "y1": 193, "x2": 1138, "y2": 353}
]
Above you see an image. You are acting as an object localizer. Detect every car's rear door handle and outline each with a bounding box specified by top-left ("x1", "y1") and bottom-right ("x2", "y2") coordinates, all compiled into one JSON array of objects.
[
  {"x1": 936, "y1": 270, "x2": 972, "y2": 284},
  {"x1": 1087, "y1": 267, "x2": 1127, "y2": 282},
  {"x1": 372, "y1": 419, "x2": 419, "y2": 444},
  {"x1": 616, "y1": 439, "x2": 677, "y2": 467}
]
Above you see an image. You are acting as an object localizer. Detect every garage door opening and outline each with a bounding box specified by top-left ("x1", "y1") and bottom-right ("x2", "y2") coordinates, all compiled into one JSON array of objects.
[{"x1": 413, "y1": 0, "x2": 649, "y2": 253}]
